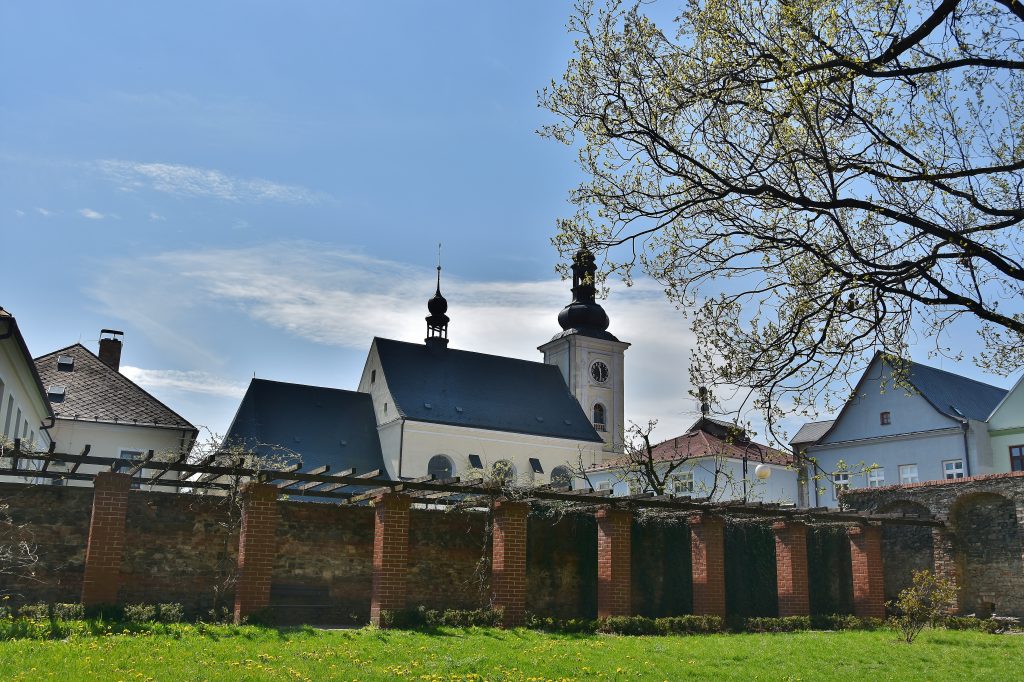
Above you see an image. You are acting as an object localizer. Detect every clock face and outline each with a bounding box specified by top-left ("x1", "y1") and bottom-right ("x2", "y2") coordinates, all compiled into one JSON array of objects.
[{"x1": 590, "y1": 360, "x2": 609, "y2": 384}]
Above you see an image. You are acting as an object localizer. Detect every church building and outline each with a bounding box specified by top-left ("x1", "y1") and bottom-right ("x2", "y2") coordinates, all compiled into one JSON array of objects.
[{"x1": 223, "y1": 249, "x2": 629, "y2": 485}]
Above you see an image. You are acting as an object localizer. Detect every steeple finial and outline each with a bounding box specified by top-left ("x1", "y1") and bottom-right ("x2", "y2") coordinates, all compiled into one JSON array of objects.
[{"x1": 426, "y1": 243, "x2": 449, "y2": 348}]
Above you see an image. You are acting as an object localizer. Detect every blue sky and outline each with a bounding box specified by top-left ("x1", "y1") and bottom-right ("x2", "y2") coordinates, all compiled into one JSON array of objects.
[{"x1": 0, "y1": 2, "x2": 1013, "y2": 444}]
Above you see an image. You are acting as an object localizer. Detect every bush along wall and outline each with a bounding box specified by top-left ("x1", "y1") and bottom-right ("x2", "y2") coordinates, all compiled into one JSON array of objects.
[
  {"x1": 631, "y1": 513, "x2": 691, "y2": 617},
  {"x1": 724, "y1": 520, "x2": 777, "y2": 617},
  {"x1": 807, "y1": 525, "x2": 854, "y2": 615}
]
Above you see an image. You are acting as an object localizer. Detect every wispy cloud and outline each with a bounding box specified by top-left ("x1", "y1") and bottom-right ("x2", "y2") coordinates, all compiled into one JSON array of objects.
[
  {"x1": 36, "y1": 207, "x2": 52, "y2": 217},
  {"x1": 95, "y1": 159, "x2": 324, "y2": 204},
  {"x1": 121, "y1": 366, "x2": 247, "y2": 398},
  {"x1": 148, "y1": 211, "x2": 166, "y2": 221},
  {"x1": 91, "y1": 242, "x2": 703, "y2": 436},
  {"x1": 79, "y1": 208, "x2": 104, "y2": 219}
]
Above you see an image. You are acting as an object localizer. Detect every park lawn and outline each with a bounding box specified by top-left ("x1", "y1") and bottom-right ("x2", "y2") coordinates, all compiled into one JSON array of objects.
[{"x1": 0, "y1": 625, "x2": 1020, "y2": 681}]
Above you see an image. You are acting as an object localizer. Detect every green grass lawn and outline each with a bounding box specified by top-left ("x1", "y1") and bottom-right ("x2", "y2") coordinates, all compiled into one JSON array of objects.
[{"x1": 0, "y1": 624, "x2": 1020, "y2": 681}]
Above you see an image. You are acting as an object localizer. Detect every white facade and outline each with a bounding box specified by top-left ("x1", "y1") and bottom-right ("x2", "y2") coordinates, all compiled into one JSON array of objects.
[
  {"x1": 538, "y1": 333, "x2": 629, "y2": 454},
  {"x1": 356, "y1": 342, "x2": 603, "y2": 483},
  {"x1": 44, "y1": 418, "x2": 194, "y2": 489},
  {"x1": 0, "y1": 334, "x2": 52, "y2": 453},
  {"x1": 987, "y1": 374, "x2": 1024, "y2": 472},
  {"x1": 582, "y1": 457, "x2": 798, "y2": 504}
]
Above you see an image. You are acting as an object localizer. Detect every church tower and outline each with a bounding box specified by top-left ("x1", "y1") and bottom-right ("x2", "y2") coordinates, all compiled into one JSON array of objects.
[{"x1": 539, "y1": 248, "x2": 630, "y2": 454}]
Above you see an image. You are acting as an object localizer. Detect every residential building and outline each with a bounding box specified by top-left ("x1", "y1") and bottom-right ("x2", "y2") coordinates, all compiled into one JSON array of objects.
[
  {"x1": 583, "y1": 417, "x2": 797, "y2": 503},
  {"x1": 986, "y1": 374, "x2": 1024, "y2": 473},
  {"x1": 795, "y1": 353, "x2": 1007, "y2": 507},
  {"x1": 34, "y1": 331, "x2": 198, "y2": 488},
  {"x1": 0, "y1": 307, "x2": 54, "y2": 457}
]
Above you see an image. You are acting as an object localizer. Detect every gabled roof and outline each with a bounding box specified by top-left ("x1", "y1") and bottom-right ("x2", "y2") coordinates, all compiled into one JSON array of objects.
[
  {"x1": 372, "y1": 337, "x2": 604, "y2": 443},
  {"x1": 0, "y1": 307, "x2": 54, "y2": 423},
  {"x1": 223, "y1": 378, "x2": 387, "y2": 476},
  {"x1": 816, "y1": 353, "x2": 1007, "y2": 444},
  {"x1": 34, "y1": 343, "x2": 195, "y2": 431},
  {"x1": 590, "y1": 417, "x2": 792, "y2": 471},
  {"x1": 790, "y1": 420, "x2": 835, "y2": 447}
]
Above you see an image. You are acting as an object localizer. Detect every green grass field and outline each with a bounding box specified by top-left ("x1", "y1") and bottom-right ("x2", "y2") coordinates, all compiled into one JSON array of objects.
[{"x1": 0, "y1": 624, "x2": 1020, "y2": 681}]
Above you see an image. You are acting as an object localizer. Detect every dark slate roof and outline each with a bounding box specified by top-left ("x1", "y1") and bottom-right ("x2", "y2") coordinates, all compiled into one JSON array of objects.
[
  {"x1": 790, "y1": 420, "x2": 835, "y2": 446},
  {"x1": 223, "y1": 378, "x2": 387, "y2": 477},
  {"x1": 34, "y1": 344, "x2": 194, "y2": 430},
  {"x1": 904, "y1": 360, "x2": 1007, "y2": 421},
  {"x1": 373, "y1": 337, "x2": 604, "y2": 442}
]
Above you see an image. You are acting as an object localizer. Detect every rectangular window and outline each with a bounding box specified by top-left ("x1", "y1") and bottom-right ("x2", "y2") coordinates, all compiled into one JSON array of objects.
[
  {"x1": 880, "y1": 411, "x2": 891, "y2": 425},
  {"x1": 867, "y1": 467, "x2": 885, "y2": 488},
  {"x1": 832, "y1": 472, "x2": 850, "y2": 500},
  {"x1": 119, "y1": 450, "x2": 145, "y2": 489},
  {"x1": 1011, "y1": 446, "x2": 1024, "y2": 472},
  {"x1": 670, "y1": 472, "x2": 694, "y2": 495},
  {"x1": 943, "y1": 459, "x2": 965, "y2": 480},
  {"x1": 899, "y1": 464, "x2": 919, "y2": 485},
  {"x1": 2, "y1": 396, "x2": 11, "y2": 437}
]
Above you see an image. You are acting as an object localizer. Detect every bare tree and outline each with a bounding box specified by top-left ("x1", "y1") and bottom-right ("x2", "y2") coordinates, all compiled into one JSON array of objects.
[{"x1": 542, "y1": 0, "x2": 1024, "y2": 437}]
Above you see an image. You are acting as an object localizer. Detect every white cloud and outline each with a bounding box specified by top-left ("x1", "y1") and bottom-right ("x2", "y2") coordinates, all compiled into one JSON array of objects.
[
  {"x1": 121, "y1": 366, "x2": 247, "y2": 398},
  {"x1": 149, "y1": 211, "x2": 166, "y2": 221},
  {"x1": 92, "y1": 243, "x2": 704, "y2": 438},
  {"x1": 95, "y1": 159, "x2": 323, "y2": 204},
  {"x1": 79, "y1": 208, "x2": 104, "y2": 220},
  {"x1": 36, "y1": 207, "x2": 52, "y2": 216},
  {"x1": 14, "y1": 209, "x2": 25, "y2": 216}
]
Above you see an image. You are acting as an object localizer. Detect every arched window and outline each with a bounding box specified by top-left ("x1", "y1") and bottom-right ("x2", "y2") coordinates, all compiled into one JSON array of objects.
[
  {"x1": 427, "y1": 454, "x2": 454, "y2": 480},
  {"x1": 550, "y1": 465, "x2": 572, "y2": 488},
  {"x1": 592, "y1": 403, "x2": 606, "y2": 431},
  {"x1": 491, "y1": 459, "x2": 516, "y2": 484}
]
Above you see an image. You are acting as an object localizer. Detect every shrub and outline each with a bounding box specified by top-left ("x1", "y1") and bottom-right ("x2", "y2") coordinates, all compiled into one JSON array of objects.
[
  {"x1": 888, "y1": 570, "x2": 957, "y2": 644},
  {"x1": 598, "y1": 616, "x2": 659, "y2": 636},
  {"x1": 943, "y1": 616, "x2": 1010, "y2": 634},
  {"x1": 17, "y1": 603, "x2": 84, "y2": 621},
  {"x1": 124, "y1": 604, "x2": 158, "y2": 623},
  {"x1": 654, "y1": 615, "x2": 725, "y2": 634},
  {"x1": 523, "y1": 613, "x2": 599, "y2": 634},
  {"x1": 743, "y1": 616, "x2": 812, "y2": 633}
]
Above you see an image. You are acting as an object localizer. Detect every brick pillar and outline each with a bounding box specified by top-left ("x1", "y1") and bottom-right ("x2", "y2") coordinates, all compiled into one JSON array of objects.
[
  {"x1": 848, "y1": 524, "x2": 885, "y2": 619},
  {"x1": 81, "y1": 472, "x2": 132, "y2": 607},
  {"x1": 932, "y1": 527, "x2": 960, "y2": 614},
  {"x1": 690, "y1": 514, "x2": 726, "y2": 617},
  {"x1": 596, "y1": 506, "x2": 631, "y2": 618},
  {"x1": 370, "y1": 493, "x2": 412, "y2": 627},
  {"x1": 233, "y1": 482, "x2": 278, "y2": 624},
  {"x1": 772, "y1": 521, "x2": 810, "y2": 617},
  {"x1": 491, "y1": 500, "x2": 529, "y2": 627}
]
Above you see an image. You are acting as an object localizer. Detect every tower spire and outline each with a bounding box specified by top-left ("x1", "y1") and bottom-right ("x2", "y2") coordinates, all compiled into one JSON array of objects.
[{"x1": 426, "y1": 243, "x2": 449, "y2": 348}]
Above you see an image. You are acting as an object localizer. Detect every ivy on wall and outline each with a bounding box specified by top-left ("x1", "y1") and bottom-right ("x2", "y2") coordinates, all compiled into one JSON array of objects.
[
  {"x1": 631, "y1": 514, "x2": 692, "y2": 617},
  {"x1": 724, "y1": 521, "x2": 778, "y2": 617},
  {"x1": 807, "y1": 526, "x2": 854, "y2": 615}
]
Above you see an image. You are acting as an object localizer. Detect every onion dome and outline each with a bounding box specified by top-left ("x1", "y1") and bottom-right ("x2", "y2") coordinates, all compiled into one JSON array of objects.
[
  {"x1": 553, "y1": 247, "x2": 618, "y2": 341},
  {"x1": 425, "y1": 264, "x2": 450, "y2": 347}
]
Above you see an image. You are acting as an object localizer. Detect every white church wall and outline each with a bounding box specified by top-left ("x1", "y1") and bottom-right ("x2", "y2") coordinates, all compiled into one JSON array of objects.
[{"x1": 397, "y1": 419, "x2": 601, "y2": 484}]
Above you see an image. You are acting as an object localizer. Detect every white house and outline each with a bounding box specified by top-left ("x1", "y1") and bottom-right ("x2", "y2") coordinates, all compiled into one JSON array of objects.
[
  {"x1": 984, "y1": 374, "x2": 1024, "y2": 473},
  {"x1": 795, "y1": 353, "x2": 1007, "y2": 507},
  {"x1": 0, "y1": 307, "x2": 54, "y2": 457},
  {"x1": 582, "y1": 417, "x2": 798, "y2": 504},
  {"x1": 33, "y1": 331, "x2": 198, "y2": 488},
  {"x1": 224, "y1": 249, "x2": 626, "y2": 485}
]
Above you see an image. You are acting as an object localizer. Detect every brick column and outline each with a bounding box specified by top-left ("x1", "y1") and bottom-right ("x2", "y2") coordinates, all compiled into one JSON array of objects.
[
  {"x1": 491, "y1": 499, "x2": 529, "y2": 627},
  {"x1": 772, "y1": 521, "x2": 810, "y2": 617},
  {"x1": 81, "y1": 472, "x2": 132, "y2": 607},
  {"x1": 848, "y1": 524, "x2": 885, "y2": 619},
  {"x1": 932, "y1": 527, "x2": 960, "y2": 614},
  {"x1": 690, "y1": 514, "x2": 726, "y2": 617},
  {"x1": 233, "y1": 482, "x2": 278, "y2": 624},
  {"x1": 596, "y1": 506, "x2": 631, "y2": 618},
  {"x1": 370, "y1": 493, "x2": 412, "y2": 627}
]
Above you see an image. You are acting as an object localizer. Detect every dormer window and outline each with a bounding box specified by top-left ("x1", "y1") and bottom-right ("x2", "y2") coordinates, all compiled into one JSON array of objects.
[
  {"x1": 47, "y1": 385, "x2": 66, "y2": 402},
  {"x1": 56, "y1": 354, "x2": 74, "y2": 371},
  {"x1": 880, "y1": 411, "x2": 891, "y2": 426}
]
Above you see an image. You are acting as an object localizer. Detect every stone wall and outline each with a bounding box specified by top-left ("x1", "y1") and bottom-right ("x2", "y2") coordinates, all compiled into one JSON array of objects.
[{"x1": 844, "y1": 472, "x2": 1024, "y2": 617}]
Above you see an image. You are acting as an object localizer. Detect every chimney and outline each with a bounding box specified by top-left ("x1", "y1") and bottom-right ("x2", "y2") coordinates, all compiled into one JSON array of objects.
[{"x1": 98, "y1": 329, "x2": 124, "y2": 372}]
